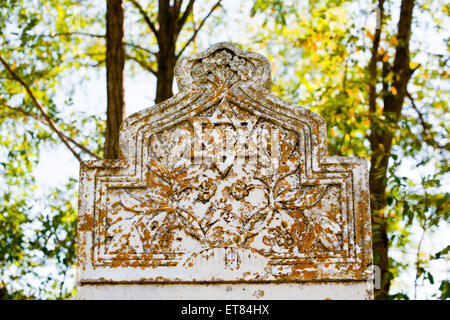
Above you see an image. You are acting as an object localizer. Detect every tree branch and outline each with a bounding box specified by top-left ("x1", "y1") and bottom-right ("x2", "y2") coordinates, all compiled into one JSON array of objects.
[
  {"x1": 125, "y1": 42, "x2": 157, "y2": 56},
  {"x1": 176, "y1": 0, "x2": 222, "y2": 58},
  {"x1": 2, "y1": 103, "x2": 100, "y2": 159},
  {"x1": 125, "y1": 53, "x2": 157, "y2": 75},
  {"x1": 129, "y1": 0, "x2": 159, "y2": 39},
  {"x1": 381, "y1": 59, "x2": 390, "y2": 93},
  {"x1": 41, "y1": 32, "x2": 105, "y2": 39},
  {"x1": 368, "y1": 0, "x2": 385, "y2": 119},
  {"x1": 2, "y1": 103, "x2": 47, "y2": 123},
  {"x1": 406, "y1": 91, "x2": 447, "y2": 150},
  {"x1": 176, "y1": 0, "x2": 195, "y2": 35},
  {"x1": 0, "y1": 54, "x2": 100, "y2": 161},
  {"x1": 37, "y1": 33, "x2": 157, "y2": 59}
]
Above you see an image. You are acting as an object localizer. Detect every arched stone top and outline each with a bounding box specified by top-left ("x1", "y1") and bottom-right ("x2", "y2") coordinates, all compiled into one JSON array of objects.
[
  {"x1": 117, "y1": 43, "x2": 328, "y2": 170},
  {"x1": 175, "y1": 42, "x2": 272, "y2": 91}
]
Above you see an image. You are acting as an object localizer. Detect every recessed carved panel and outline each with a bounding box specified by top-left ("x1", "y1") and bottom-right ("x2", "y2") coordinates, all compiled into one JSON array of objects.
[{"x1": 78, "y1": 43, "x2": 372, "y2": 284}]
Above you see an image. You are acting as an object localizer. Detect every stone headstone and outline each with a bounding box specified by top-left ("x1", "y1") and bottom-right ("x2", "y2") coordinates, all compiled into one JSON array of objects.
[{"x1": 77, "y1": 43, "x2": 374, "y2": 299}]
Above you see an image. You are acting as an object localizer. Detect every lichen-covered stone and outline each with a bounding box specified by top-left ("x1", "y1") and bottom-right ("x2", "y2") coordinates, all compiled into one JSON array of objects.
[{"x1": 77, "y1": 43, "x2": 373, "y2": 299}]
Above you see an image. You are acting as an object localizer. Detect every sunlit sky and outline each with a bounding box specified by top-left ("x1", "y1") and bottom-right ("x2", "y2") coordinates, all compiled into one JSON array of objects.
[{"x1": 31, "y1": 0, "x2": 448, "y2": 299}]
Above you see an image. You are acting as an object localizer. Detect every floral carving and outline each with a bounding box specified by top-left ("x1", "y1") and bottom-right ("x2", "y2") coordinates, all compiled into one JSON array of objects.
[
  {"x1": 106, "y1": 100, "x2": 342, "y2": 257},
  {"x1": 191, "y1": 49, "x2": 254, "y2": 87},
  {"x1": 263, "y1": 221, "x2": 295, "y2": 250},
  {"x1": 229, "y1": 56, "x2": 252, "y2": 80},
  {"x1": 197, "y1": 178, "x2": 217, "y2": 203},
  {"x1": 228, "y1": 180, "x2": 249, "y2": 200}
]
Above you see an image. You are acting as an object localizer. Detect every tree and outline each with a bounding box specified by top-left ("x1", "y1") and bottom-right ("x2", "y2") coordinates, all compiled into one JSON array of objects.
[
  {"x1": 368, "y1": 0, "x2": 416, "y2": 299},
  {"x1": 366, "y1": 0, "x2": 449, "y2": 299},
  {"x1": 0, "y1": 0, "x2": 104, "y2": 298},
  {"x1": 105, "y1": 0, "x2": 125, "y2": 159}
]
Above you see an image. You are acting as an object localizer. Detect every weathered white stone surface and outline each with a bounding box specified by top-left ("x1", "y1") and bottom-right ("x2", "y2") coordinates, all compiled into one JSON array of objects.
[
  {"x1": 78, "y1": 281, "x2": 371, "y2": 300},
  {"x1": 77, "y1": 43, "x2": 373, "y2": 299}
]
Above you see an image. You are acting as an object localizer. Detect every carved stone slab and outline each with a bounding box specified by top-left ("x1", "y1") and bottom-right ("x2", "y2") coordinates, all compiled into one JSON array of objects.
[{"x1": 77, "y1": 43, "x2": 373, "y2": 299}]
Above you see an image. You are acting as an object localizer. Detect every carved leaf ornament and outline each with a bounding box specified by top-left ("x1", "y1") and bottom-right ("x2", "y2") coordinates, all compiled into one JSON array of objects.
[{"x1": 78, "y1": 43, "x2": 372, "y2": 283}]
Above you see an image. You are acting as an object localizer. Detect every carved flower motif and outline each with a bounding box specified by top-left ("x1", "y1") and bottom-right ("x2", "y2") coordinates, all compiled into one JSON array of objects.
[
  {"x1": 197, "y1": 178, "x2": 217, "y2": 203},
  {"x1": 229, "y1": 56, "x2": 253, "y2": 81},
  {"x1": 237, "y1": 67, "x2": 252, "y2": 81},
  {"x1": 263, "y1": 224, "x2": 294, "y2": 249},
  {"x1": 202, "y1": 56, "x2": 216, "y2": 70},
  {"x1": 229, "y1": 56, "x2": 245, "y2": 70},
  {"x1": 192, "y1": 50, "x2": 253, "y2": 86},
  {"x1": 229, "y1": 180, "x2": 249, "y2": 200},
  {"x1": 191, "y1": 63, "x2": 208, "y2": 82},
  {"x1": 221, "y1": 210, "x2": 234, "y2": 223},
  {"x1": 214, "y1": 50, "x2": 232, "y2": 66}
]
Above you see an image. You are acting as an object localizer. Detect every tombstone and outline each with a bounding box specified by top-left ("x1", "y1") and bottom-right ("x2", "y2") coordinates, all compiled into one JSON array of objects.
[{"x1": 77, "y1": 43, "x2": 374, "y2": 300}]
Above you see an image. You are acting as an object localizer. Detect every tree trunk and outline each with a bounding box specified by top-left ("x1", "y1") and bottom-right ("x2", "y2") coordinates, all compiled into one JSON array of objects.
[
  {"x1": 104, "y1": 0, "x2": 125, "y2": 159},
  {"x1": 368, "y1": 0, "x2": 415, "y2": 299},
  {"x1": 155, "y1": 53, "x2": 176, "y2": 103},
  {"x1": 155, "y1": 0, "x2": 178, "y2": 103}
]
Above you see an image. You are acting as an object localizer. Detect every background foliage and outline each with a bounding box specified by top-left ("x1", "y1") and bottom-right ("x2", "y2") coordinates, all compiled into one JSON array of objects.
[{"x1": 0, "y1": 0, "x2": 448, "y2": 299}]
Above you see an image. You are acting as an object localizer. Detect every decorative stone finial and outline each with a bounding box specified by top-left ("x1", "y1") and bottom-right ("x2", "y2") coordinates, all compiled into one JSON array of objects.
[{"x1": 175, "y1": 42, "x2": 271, "y2": 91}]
